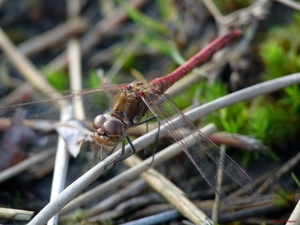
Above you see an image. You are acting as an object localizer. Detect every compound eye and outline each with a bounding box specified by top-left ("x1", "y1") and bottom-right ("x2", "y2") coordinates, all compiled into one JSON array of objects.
[
  {"x1": 93, "y1": 115, "x2": 107, "y2": 130},
  {"x1": 93, "y1": 116, "x2": 125, "y2": 146},
  {"x1": 103, "y1": 118, "x2": 124, "y2": 137}
]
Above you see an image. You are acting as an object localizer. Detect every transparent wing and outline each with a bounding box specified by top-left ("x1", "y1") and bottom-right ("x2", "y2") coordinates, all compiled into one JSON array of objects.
[
  {"x1": 0, "y1": 84, "x2": 126, "y2": 119},
  {"x1": 141, "y1": 91, "x2": 257, "y2": 207}
]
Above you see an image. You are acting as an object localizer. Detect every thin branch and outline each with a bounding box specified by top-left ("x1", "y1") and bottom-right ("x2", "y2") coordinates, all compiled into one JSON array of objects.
[
  {"x1": 105, "y1": 36, "x2": 140, "y2": 81},
  {"x1": 202, "y1": 0, "x2": 225, "y2": 25},
  {"x1": 258, "y1": 151, "x2": 300, "y2": 194},
  {"x1": 18, "y1": 18, "x2": 88, "y2": 57},
  {"x1": 0, "y1": 148, "x2": 55, "y2": 183},
  {"x1": 276, "y1": 0, "x2": 300, "y2": 11},
  {"x1": 287, "y1": 199, "x2": 300, "y2": 225},
  {"x1": 0, "y1": 28, "x2": 61, "y2": 99},
  {"x1": 47, "y1": 1, "x2": 82, "y2": 224},
  {"x1": 47, "y1": 106, "x2": 73, "y2": 225},
  {"x1": 84, "y1": 179, "x2": 148, "y2": 218},
  {"x1": 48, "y1": 0, "x2": 150, "y2": 71},
  {"x1": 186, "y1": 73, "x2": 300, "y2": 122},
  {"x1": 67, "y1": 0, "x2": 85, "y2": 120},
  {"x1": 120, "y1": 209, "x2": 181, "y2": 225},
  {"x1": 212, "y1": 145, "x2": 226, "y2": 222},
  {"x1": 0, "y1": 207, "x2": 34, "y2": 221},
  {"x1": 0, "y1": 82, "x2": 33, "y2": 106},
  {"x1": 87, "y1": 193, "x2": 161, "y2": 222}
]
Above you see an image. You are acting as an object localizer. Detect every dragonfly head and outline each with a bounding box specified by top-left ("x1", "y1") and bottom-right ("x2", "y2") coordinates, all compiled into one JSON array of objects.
[{"x1": 93, "y1": 115, "x2": 125, "y2": 146}]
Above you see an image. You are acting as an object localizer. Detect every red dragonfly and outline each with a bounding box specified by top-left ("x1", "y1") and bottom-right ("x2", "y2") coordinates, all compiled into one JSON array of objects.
[{"x1": 0, "y1": 30, "x2": 257, "y2": 206}]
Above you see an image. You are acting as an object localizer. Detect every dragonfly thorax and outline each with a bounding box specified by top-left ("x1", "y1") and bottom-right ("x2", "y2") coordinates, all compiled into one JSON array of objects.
[
  {"x1": 93, "y1": 114, "x2": 125, "y2": 146},
  {"x1": 111, "y1": 83, "x2": 149, "y2": 127}
]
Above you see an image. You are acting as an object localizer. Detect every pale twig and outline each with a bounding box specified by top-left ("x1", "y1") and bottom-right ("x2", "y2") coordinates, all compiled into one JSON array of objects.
[
  {"x1": 0, "y1": 148, "x2": 55, "y2": 183},
  {"x1": 67, "y1": 0, "x2": 85, "y2": 120},
  {"x1": 218, "y1": 200, "x2": 295, "y2": 223},
  {"x1": 84, "y1": 179, "x2": 148, "y2": 218},
  {"x1": 276, "y1": 0, "x2": 300, "y2": 11},
  {"x1": 287, "y1": 199, "x2": 300, "y2": 225},
  {"x1": 258, "y1": 151, "x2": 300, "y2": 194},
  {"x1": 48, "y1": 106, "x2": 73, "y2": 225},
  {"x1": 0, "y1": 27, "x2": 61, "y2": 99},
  {"x1": 48, "y1": 1, "x2": 82, "y2": 224},
  {"x1": 203, "y1": 0, "x2": 271, "y2": 29},
  {"x1": 48, "y1": 0, "x2": 150, "y2": 71},
  {"x1": 0, "y1": 207, "x2": 34, "y2": 221},
  {"x1": 88, "y1": 40, "x2": 157, "y2": 67},
  {"x1": 68, "y1": 38, "x2": 85, "y2": 120},
  {"x1": 0, "y1": 82, "x2": 33, "y2": 106},
  {"x1": 202, "y1": 0, "x2": 225, "y2": 25},
  {"x1": 212, "y1": 145, "x2": 226, "y2": 222},
  {"x1": 120, "y1": 209, "x2": 181, "y2": 225},
  {"x1": 28, "y1": 73, "x2": 300, "y2": 224},
  {"x1": 208, "y1": 132, "x2": 263, "y2": 151},
  {"x1": 0, "y1": 65, "x2": 24, "y2": 89},
  {"x1": 222, "y1": 0, "x2": 272, "y2": 26},
  {"x1": 87, "y1": 193, "x2": 160, "y2": 222},
  {"x1": 201, "y1": 192, "x2": 300, "y2": 223},
  {"x1": 0, "y1": 18, "x2": 84, "y2": 105},
  {"x1": 105, "y1": 36, "x2": 140, "y2": 81},
  {"x1": 129, "y1": 203, "x2": 175, "y2": 219},
  {"x1": 126, "y1": 192, "x2": 300, "y2": 223},
  {"x1": 18, "y1": 18, "x2": 88, "y2": 57}
]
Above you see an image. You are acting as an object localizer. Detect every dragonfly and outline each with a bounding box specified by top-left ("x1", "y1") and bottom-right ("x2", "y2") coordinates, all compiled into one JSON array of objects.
[
  {"x1": 0, "y1": 29, "x2": 257, "y2": 206},
  {"x1": 92, "y1": 29, "x2": 257, "y2": 206}
]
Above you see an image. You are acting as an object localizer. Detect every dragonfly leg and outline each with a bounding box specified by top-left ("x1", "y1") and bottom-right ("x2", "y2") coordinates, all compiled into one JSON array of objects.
[
  {"x1": 134, "y1": 115, "x2": 156, "y2": 126},
  {"x1": 147, "y1": 120, "x2": 160, "y2": 166},
  {"x1": 103, "y1": 143, "x2": 122, "y2": 173},
  {"x1": 108, "y1": 144, "x2": 118, "y2": 156},
  {"x1": 104, "y1": 135, "x2": 136, "y2": 171},
  {"x1": 112, "y1": 136, "x2": 136, "y2": 167},
  {"x1": 134, "y1": 114, "x2": 159, "y2": 165},
  {"x1": 126, "y1": 135, "x2": 136, "y2": 156}
]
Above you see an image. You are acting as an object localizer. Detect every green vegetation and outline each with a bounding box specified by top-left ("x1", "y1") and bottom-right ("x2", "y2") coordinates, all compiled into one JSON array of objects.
[
  {"x1": 172, "y1": 83, "x2": 199, "y2": 109},
  {"x1": 43, "y1": 68, "x2": 69, "y2": 91},
  {"x1": 198, "y1": 81, "x2": 250, "y2": 134},
  {"x1": 116, "y1": 0, "x2": 191, "y2": 69},
  {"x1": 274, "y1": 189, "x2": 295, "y2": 206},
  {"x1": 253, "y1": 14, "x2": 300, "y2": 144},
  {"x1": 291, "y1": 172, "x2": 300, "y2": 188},
  {"x1": 251, "y1": 85, "x2": 300, "y2": 145},
  {"x1": 212, "y1": 0, "x2": 251, "y2": 13},
  {"x1": 86, "y1": 70, "x2": 101, "y2": 88}
]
